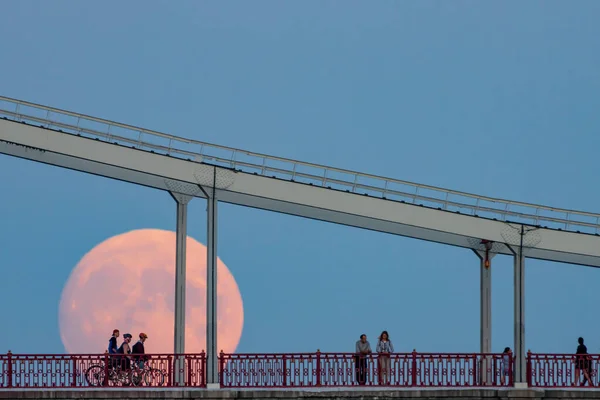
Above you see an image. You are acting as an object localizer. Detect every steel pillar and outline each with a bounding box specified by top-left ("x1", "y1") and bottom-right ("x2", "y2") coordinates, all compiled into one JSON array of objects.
[
  {"x1": 505, "y1": 225, "x2": 527, "y2": 387},
  {"x1": 513, "y1": 245, "x2": 526, "y2": 384},
  {"x1": 170, "y1": 192, "x2": 192, "y2": 386},
  {"x1": 206, "y1": 187, "x2": 219, "y2": 386},
  {"x1": 473, "y1": 245, "x2": 495, "y2": 385},
  {"x1": 479, "y1": 253, "x2": 493, "y2": 354}
]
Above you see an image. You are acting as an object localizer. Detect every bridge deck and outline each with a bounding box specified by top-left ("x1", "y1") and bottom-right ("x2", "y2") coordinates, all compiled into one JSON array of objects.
[{"x1": 1, "y1": 96, "x2": 600, "y2": 266}]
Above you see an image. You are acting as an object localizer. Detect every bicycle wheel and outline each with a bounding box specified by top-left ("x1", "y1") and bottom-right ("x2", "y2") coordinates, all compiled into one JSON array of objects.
[
  {"x1": 115, "y1": 369, "x2": 133, "y2": 386},
  {"x1": 144, "y1": 368, "x2": 166, "y2": 386},
  {"x1": 85, "y1": 365, "x2": 106, "y2": 387},
  {"x1": 130, "y1": 369, "x2": 144, "y2": 386}
]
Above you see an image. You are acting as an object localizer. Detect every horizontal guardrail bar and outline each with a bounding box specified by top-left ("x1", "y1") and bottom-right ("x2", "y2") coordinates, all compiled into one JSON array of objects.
[
  {"x1": 0, "y1": 351, "x2": 597, "y2": 389},
  {"x1": 220, "y1": 351, "x2": 512, "y2": 388},
  {"x1": 1, "y1": 95, "x2": 599, "y2": 233},
  {"x1": 0, "y1": 352, "x2": 206, "y2": 388},
  {"x1": 529, "y1": 352, "x2": 600, "y2": 387},
  {"x1": 0, "y1": 351, "x2": 512, "y2": 388}
]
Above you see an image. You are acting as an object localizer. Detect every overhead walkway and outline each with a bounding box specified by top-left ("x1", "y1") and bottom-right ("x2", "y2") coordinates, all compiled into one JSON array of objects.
[
  {"x1": 1, "y1": 96, "x2": 599, "y2": 266},
  {"x1": 1, "y1": 95, "x2": 600, "y2": 387}
]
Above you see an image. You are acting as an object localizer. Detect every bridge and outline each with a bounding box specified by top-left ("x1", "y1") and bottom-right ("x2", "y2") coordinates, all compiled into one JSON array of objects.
[{"x1": 1, "y1": 96, "x2": 600, "y2": 390}]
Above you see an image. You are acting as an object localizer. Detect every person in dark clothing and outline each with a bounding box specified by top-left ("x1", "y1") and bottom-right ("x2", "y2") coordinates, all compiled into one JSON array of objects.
[
  {"x1": 575, "y1": 337, "x2": 594, "y2": 386},
  {"x1": 108, "y1": 330, "x2": 120, "y2": 354},
  {"x1": 132, "y1": 333, "x2": 149, "y2": 369},
  {"x1": 108, "y1": 329, "x2": 120, "y2": 370},
  {"x1": 116, "y1": 333, "x2": 133, "y2": 371}
]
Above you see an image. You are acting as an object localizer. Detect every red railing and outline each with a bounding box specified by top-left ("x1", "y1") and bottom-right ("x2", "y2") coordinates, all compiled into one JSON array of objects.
[
  {"x1": 7, "y1": 350, "x2": 600, "y2": 389},
  {"x1": 529, "y1": 352, "x2": 598, "y2": 387},
  {"x1": 219, "y1": 351, "x2": 513, "y2": 388},
  {"x1": 0, "y1": 351, "x2": 206, "y2": 388}
]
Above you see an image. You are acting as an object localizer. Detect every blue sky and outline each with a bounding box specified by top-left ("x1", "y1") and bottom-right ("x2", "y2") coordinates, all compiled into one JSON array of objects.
[{"x1": 1, "y1": 0, "x2": 600, "y2": 355}]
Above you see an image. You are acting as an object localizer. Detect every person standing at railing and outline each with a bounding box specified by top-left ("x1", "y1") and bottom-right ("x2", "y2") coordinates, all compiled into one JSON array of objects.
[
  {"x1": 355, "y1": 334, "x2": 372, "y2": 385},
  {"x1": 376, "y1": 331, "x2": 394, "y2": 385},
  {"x1": 575, "y1": 337, "x2": 594, "y2": 386},
  {"x1": 500, "y1": 347, "x2": 512, "y2": 385}
]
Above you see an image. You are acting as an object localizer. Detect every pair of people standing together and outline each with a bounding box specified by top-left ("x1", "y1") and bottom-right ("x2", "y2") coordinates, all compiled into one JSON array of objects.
[{"x1": 355, "y1": 330, "x2": 394, "y2": 385}]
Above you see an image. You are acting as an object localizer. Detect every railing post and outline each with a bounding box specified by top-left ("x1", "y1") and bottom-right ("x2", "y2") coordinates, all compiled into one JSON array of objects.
[
  {"x1": 492, "y1": 355, "x2": 497, "y2": 386},
  {"x1": 282, "y1": 354, "x2": 287, "y2": 387},
  {"x1": 200, "y1": 351, "x2": 206, "y2": 388},
  {"x1": 7, "y1": 351, "x2": 12, "y2": 388},
  {"x1": 70, "y1": 356, "x2": 76, "y2": 387},
  {"x1": 103, "y1": 351, "x2": 109, "y2": 387},
  {"x1": 291, "y1": 163, "x2": 297, "y2": 180},
  {"x1": 473, "y1": 353, "x2": 478, "y2": 386},
  {"x1": 411, "y1": 349, "x2": 417, "y2": 387},
  {"x1": 187, "y1": 354, "x2": 192, "y2": 387},
  {"x1": 525, "y1": 350, "x2": 531, "y2": 387},
  {"x1": 218, "y1": 350, "x2": 224, "y2": 388},
  {"x1": 45, "y1": 109, "x2": 51, "y2": 128},
  {"x1": 315, "y1": 349, "x2": 321, "y2": 387},
  {"x1": 167, "y1": 355, "x2": 173, "y2": 387}
]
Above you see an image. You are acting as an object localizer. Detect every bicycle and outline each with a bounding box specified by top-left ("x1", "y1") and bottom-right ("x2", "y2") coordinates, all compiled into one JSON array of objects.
[
  {"x1": 85, "y1": 360, "x2": 132, "y2": 387},
  {"x1": 130, "y1": 360, "x2": 167, "y2": 386}
]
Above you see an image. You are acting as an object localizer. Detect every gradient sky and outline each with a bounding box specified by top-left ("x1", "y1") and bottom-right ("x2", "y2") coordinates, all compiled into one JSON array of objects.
[{"x1": 1, "y1": 0, "x2": 600, "y2": 356}]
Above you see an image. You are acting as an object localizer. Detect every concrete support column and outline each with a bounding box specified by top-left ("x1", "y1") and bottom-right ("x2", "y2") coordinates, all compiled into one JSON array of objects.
[
  {"x1": 206, "y1": 187, "x2": 219, "y2": 387},
  {"x1": 502, "y1": 224, "x2": 538, "y2": 388},
  {"x1": 473, "y1": 244, "x2": 495, "y2": 385},
  {"x1": 170, "y1": 192, "x2": 192, "y2": 386},
  {"x1": 513, "y1": 246, "x2": 526, "y2": 385}
]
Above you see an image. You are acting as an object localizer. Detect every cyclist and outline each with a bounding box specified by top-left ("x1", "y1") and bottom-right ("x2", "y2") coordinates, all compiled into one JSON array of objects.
[
  {"x1": 108, "y1": 329, "x2": 120, "y2": 369},
  {"x1": 108, "y1": 329, "x2": 120, "y2": 354},
  {"x1": 132, "y1": 333, "x2": 149, "y2": 369},
  {"x1": 116, "y1": 333, "x2": 133, "y2": 370}
]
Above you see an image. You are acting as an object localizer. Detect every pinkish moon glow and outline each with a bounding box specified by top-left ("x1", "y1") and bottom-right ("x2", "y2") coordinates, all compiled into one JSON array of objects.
[{"x1": 58, "y1": 229, "x2": 244, "y2": 354}]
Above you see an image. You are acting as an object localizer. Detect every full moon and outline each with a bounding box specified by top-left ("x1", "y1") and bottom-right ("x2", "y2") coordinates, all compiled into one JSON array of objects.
[{"x1": 58, "y1": 229, "x2": 244, "y2": 354}]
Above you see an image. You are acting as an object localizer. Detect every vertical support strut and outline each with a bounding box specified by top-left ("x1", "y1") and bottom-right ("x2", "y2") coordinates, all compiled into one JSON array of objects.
[
  {"x1": 170, "y1": 192, "x2": 192, "y2": 386},
  {"x1": 473, "y1": 243, "x2": 494, "y2": 385},
  {"x1": 505, "y1": 226, "x2": 527, "y2": 387},
  {"x1": 480, "y1": 256, "x2": 492, "y2": 354},
  {"x1": 514, "y1": 241, "x2": 526, "y2": 385},
  {"x1": 206, "y1": 175, "x2": 219, "y2": 387}
]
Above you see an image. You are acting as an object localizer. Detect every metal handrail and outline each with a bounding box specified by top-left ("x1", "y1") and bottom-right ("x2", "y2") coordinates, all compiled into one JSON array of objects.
[{"x1": 1, "y1": 95, "x2": 599, "y2": 234}]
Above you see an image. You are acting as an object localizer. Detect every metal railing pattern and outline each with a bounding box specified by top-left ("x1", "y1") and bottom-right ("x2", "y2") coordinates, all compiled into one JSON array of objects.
[
  {"x1": 0, "y1": 352, "x2": 205, "y2": 388},
  {"x1": 220, "y1": 351, "x2": 512, "y2": 388},
  {"x1": 2, "y1": 350, "x2": 600, "y2": 389},
  {"x1": 528, "y1": 353, "x2": 598, "y2": 387},
  {"x1": 1, "y1": 95, "x2": 599, "y2": 234},
  {"x1": 0, "y1": 351, "x2": 509, "y2": 389}
]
